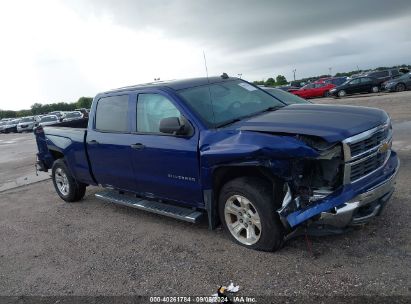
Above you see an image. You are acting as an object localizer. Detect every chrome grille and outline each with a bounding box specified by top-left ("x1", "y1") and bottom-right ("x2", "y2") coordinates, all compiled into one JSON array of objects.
[
  {"x1": 349, "y1": 128, "x2": 389, "y2": 158},
  {"x1": 343, "y1": 121, "x2": 392, "y2": 184},
  {"x1": 350, "y1": 152, "x2": 387, "y2": 181}
]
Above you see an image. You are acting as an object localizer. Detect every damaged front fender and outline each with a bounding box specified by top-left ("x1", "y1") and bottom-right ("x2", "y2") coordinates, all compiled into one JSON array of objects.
[{"x1": 199, "y1": 130, "x2": 319, "y2": 168}]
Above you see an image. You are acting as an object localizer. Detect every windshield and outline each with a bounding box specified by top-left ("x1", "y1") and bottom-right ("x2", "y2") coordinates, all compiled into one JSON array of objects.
[
  {"x1": 263, "y1": 88, "x2": 310, "y2": 104},
  {"x1": 20, "y1": 117, "x2": 34, "y2": 122},
  {"x1": 41, "y1": 116, "x2": 57, "y2": 122},
  {"x1": 66, "y1": 112, "x2": 81, "y2": 118},
  {"x1": 178, "y1": 80, "x2": 286, "y2": 127}
]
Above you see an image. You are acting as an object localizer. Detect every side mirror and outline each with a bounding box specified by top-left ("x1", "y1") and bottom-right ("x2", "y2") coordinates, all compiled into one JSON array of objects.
[{"x1": 159, "y1": 117, "x2": 186, "y2": 135}]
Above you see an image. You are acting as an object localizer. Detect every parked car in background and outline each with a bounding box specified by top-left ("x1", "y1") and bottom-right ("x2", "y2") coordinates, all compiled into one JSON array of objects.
[
  {"x1": 363, "y1": 69, "x2": 400, "y2": 83},
  {"x1": 74, "y1": 108, "x2": 89, "y2": 118},
  {"x1": 290, "y1": 82, "x2": 335, "y2": 98},
  {"x1": 63, "y1": 111, "x2": 83, "y2": 122},
  {"x1": 276, "y1": 81, "x2": 307, "y2": 92},
  {"x1": 382, "y1": 72, "x2": 411, "y2": 92},
  {"x1": 0, "y1": 121, "x2": 7, "y2": 133},
  {"x1": 260, "y1": 87, "x2": 311, "y2": 104},
  {"x1": 323, "y1": 77, "x2": 348, "y2": 86},
  {"x1": 3, "y1": 119, "x2": 21, "y2": 133},
  {"x1": 38, "y1": 115, "x2": 59, "y2": 127},
  {"x1": 48, "y1": 111, "x2": 65, "y2": 122},
  {"x1": 17, "y1": 116, "x2": 39, "y2": 132},
  {"x1": 329, "y1": 76, "x2": 382, "y2": 97}
]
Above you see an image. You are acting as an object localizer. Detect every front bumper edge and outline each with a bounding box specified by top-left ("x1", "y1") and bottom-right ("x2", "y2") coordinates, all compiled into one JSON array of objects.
[{"x1": 315, "y1": 159, "x2": 399, "y2": 228}]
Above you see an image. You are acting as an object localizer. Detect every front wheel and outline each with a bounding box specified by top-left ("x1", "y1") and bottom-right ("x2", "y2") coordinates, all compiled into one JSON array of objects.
[
  {"x1": 337, "y1": 90, "x2": 346, "y2": 97},
  {"x1": 52, "y1": 159, "x2": 86, "y2": 202},
  {"x1": 395, "y1": 83, "x2": 405, "y2": 92},
  {"x1": 371, "y1": 86, "x2": 379, "y2": 93},
  {"x1": 218, "y1": 177, "x2": 284, "y2": 251}
]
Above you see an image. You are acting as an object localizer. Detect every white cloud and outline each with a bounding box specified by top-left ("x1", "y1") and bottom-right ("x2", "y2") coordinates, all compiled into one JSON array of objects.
[{"x1": 0, "y1": 0, "x2": 410, "y2": 110}]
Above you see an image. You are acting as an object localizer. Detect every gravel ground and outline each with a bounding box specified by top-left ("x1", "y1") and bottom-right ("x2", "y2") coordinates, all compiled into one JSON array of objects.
[{"x1": 0, "y1": 91, "x2": 410, "y2": 299}]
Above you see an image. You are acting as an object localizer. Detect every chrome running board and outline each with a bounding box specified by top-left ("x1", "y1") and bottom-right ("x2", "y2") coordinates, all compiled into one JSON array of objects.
[{"x1": 95, "y1": 190, "x2": 203, "y2": 223}]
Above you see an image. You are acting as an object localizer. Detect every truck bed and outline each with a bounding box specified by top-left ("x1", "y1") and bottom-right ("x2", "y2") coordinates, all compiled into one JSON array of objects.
[{"x1": 35, "y1": 119, "x2": 95, "y2": 185}]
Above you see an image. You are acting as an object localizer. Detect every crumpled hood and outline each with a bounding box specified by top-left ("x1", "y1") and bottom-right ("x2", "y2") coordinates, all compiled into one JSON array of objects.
[{"x1": 234, "y1": 104, "x2": 388, "y2": 142}]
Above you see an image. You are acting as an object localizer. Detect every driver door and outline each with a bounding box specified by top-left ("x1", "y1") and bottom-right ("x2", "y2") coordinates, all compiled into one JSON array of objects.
[{"x1": 130, "y1": 92, "x2": 203, "y2": 207}]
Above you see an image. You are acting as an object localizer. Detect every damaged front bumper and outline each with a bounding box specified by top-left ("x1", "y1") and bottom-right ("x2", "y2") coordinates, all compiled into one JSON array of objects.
[{"x1": 281, "y1": 151, "x2": 400, "y2": 229}]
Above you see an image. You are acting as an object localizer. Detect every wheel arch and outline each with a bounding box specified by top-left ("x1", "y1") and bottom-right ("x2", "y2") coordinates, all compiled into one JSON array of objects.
[{"x1": 206, "y1": 164, "x2": 285, "y2": 230}]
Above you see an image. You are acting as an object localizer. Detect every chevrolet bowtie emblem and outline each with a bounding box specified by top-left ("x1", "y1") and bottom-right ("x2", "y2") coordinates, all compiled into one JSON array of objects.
[{"x1": 378, "y1": 142, "x2": 390, "y2": 154}]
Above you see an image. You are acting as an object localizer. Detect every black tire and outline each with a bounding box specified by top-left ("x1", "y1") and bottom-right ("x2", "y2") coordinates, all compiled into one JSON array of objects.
[
  {"x1": 323, "y1": 91, "x2": 330, "y2": 97},
  {"x1": 52, "y1": 159, "x2": 86, "y2": 202},
  {"x1": 218, "y1": 176, "x2": 284, "y2": 251},
  {"x1": 395, "y1": 83, "x2": 405, "y2": 92}
]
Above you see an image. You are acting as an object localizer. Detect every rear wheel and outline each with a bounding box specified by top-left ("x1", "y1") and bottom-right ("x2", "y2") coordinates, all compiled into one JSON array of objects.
[
  {"x1": 52, "y1": 159, "x2": 86, "y2": 202},
  {"x1": 218, "y1": 177, "x2": 284, "y2": 251},
  {"x1": 395, "y1": 83, "x2": 405, "y2": 92},
  {"x1": 337, "y1": 90, "x2": 346, "y2": 97}
]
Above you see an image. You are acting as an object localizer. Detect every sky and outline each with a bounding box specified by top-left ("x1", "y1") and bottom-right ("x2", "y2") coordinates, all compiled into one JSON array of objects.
[{"x1": 1, "y1": 0, "x2": 411, "y2": 110}]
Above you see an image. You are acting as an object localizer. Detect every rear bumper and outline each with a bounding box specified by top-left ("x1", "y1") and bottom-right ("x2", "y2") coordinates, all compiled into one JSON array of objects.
[{"x1": 314, "y1": 161, "x2": 398, "y2": 228}]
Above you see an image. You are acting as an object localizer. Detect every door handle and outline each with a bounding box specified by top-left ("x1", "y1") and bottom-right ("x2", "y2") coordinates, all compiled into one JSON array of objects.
[
  {"x1": 88, "y1": 140, "x2": 99, "y2": 145},
  {"x1": 131, "y1": 143, "x2": 145, "y2": 150}
]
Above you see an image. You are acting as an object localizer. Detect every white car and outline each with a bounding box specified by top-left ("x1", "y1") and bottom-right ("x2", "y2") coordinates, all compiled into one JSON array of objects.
[
  {"x1": 62, "y1": 111, "x2": 83, "y2": 122},
  {"x1": 17, "y1": 116, "x2": 40, "y2": 132},
  {"x1": 38, "y1": 115, "x2": 60, "y2": 127}
]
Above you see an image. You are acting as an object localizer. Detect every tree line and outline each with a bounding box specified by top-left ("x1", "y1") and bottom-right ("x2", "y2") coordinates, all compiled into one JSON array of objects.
[{"x1": 0, "y1": 97, "x2": 93, "y2": 119}]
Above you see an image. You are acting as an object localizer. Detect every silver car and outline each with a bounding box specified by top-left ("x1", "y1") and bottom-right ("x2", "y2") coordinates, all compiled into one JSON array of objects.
[
  {"x1": 62, "y1": 111, "x2": 83, "y2": 122},
  {"x1": 38, "y1": 115, "x2": 59, "y2": 127},
  {"x1": 17, "y1": 116, "x2": 39, "y2": 133}
]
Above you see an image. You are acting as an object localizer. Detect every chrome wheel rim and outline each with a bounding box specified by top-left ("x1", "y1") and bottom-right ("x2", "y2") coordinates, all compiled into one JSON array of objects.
[
  {"x1": 372, "y1": 86, "x2": 379, "y2": 93},
  {"x1": 338, "y1": 90, "x2": 346, "y2": 97},
  {"x1": 224, "y1": 195, "x2": 261, "y2": 245},
  {"x1": 55, "y1": 168, "x2": 69, "y2": 196}
]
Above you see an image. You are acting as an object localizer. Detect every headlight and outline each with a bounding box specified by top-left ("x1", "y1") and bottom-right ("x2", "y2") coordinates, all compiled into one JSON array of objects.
[{"x1": 330, "y1": 88, "x2": 336, "y2": 92}]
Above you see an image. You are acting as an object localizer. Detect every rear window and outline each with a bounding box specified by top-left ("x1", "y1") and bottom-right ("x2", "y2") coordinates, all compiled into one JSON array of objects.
[
  {"x1": 20, "y1": 117, "x2": 34, "y2": 122},
  {"x1": 369, "y1": 71, "x2": 389, "y2": 78},
  {"x1": 41, "y1": 116, "x2": 57, "y2": 122},
  {"x1": 95, "y1": 95, "x2": 129, "y2": 132}
]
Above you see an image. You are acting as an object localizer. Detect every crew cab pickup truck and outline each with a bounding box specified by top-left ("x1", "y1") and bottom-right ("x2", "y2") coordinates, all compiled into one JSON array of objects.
[{"x1": 35, "y1": 75, "x2": 399, "y2": 251}]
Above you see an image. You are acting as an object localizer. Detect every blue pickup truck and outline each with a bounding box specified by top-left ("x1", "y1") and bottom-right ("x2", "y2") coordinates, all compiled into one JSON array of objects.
[{"x1": 35, "y1": 75, "x2": 399, "y2": 251}]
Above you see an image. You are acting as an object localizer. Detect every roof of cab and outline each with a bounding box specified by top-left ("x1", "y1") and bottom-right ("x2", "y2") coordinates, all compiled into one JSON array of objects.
[{"x1": 101, "y1": 76, "x2": 239, "y2": 95}]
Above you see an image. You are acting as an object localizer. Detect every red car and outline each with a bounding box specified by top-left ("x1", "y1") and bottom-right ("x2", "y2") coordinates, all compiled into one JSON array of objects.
[{"x1": 290, "y1": 82, "x2": 335, "y2": 98}]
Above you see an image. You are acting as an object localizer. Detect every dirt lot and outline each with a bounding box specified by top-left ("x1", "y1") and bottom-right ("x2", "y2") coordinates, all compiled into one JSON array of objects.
[{"x1": 0, "y1": 91, "x2": 410, "y2": 299}]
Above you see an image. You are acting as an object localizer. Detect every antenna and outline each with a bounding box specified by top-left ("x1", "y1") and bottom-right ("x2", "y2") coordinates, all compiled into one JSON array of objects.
[
  {"x1": 202, "y1": 50, "x2": 216, "y2": 126},
  {"x1": 203, "y1": 51, "x2": 209, "y2": 79}
]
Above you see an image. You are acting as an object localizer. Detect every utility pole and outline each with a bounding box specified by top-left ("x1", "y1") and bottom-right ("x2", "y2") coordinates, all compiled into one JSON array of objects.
[
  {"x1": 292, "y1": 69, "x2": 296, "y2": 81},
  {"x1": 328, "y1": 67, "x2": 332, "y2": 76}
]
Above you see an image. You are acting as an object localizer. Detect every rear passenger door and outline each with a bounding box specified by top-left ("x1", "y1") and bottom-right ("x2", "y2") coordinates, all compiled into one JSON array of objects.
[
  {"x1": 130, "y1": 91, "x2": 203, "y2": 207},
  {"x1": 87, "y1": 94, "x2": 138, "y2": 191},
  {"x1": 360, "y1": 77, "x2": 373, "y2": 92}
]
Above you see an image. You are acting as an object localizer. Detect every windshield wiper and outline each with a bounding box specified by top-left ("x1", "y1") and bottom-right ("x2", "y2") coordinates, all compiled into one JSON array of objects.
[{"x1": 260, "y1": 105, "x2": 284, "y2": 112}]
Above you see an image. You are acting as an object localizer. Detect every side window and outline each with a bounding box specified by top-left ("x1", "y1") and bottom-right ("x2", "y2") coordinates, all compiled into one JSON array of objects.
[
  {"x1": 391, "y1": 70, "x2": 399, "y2": 76},
  {"x1": 349, "y1": 78, "x2": 361, "y2": 85},
  {"x1": 95, "y1": 95, "x2": 129, "y2": 132},
  {"x1": 361, "y1": 77, "x2": 372, "y2": 83},
  {"x1": 137, "y1": 94, "x2": 181, "y2": 133}
]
